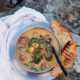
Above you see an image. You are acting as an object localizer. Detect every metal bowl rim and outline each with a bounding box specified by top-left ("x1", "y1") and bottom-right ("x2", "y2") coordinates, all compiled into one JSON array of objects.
[{"x1": 14, "y1": 22, "x2": 61, "y2": 73}]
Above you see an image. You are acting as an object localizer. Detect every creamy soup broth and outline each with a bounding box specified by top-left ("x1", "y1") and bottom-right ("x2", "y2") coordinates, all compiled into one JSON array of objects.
[{"x1": 16, "y1": 28, "x2": 59, "y2": 72}]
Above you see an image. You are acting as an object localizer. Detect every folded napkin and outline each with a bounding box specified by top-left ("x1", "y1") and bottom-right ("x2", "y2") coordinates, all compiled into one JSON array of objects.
[{"x1": 0, "y1": 7, "x2": 54, "y2": 80}]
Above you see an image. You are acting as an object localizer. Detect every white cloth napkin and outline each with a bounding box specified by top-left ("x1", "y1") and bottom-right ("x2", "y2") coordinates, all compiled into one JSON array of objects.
[{"x1": 0, "y1": 7, "x2": 54, "y2": 80}]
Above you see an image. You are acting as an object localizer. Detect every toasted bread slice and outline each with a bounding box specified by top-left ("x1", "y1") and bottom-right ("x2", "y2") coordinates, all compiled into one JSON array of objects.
[
  {"x1": 51, "y1": 41, "x2": 76, "y2": 77},
  {"x1": 51, "y1": 21, "x2": 73, "y2": 49},
  {"x1": 51, "y1": 56, "x2": 65, "y2": 77},
  {"x1": 51, "y1": 21, "x2": 76, "y2": 77}
]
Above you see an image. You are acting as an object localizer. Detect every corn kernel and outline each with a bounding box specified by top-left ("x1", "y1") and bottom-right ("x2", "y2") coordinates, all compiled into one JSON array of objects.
[{"x1": 29, "y1": 47, "x2": 34, "y2": 53}]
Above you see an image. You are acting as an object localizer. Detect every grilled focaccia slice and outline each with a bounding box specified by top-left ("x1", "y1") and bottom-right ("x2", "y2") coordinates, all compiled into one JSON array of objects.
[
  {"x1": 51, "y1": 21, "x2": 73, "y2": 49},
  {"x1": 51, "y1": 41, "x2": 76, "y2": 77},
  {"x1": 51, "y1": 21, "x2": 76, "y2": 77}
]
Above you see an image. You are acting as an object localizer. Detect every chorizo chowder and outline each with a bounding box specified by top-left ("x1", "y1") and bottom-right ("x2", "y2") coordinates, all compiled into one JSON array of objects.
[{"x1": 16, "y1": 28, "x2": 60, "y2": 73}]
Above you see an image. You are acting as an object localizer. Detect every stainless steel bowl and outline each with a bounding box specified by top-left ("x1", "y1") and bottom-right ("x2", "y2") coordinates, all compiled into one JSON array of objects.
[{"x1": 9, "y1": 21, "x2": 61, "y2": 74}]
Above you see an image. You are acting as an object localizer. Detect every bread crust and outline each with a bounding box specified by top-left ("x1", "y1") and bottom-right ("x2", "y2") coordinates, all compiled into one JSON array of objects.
[
  {"x1": 51, "y1": 21, "x2": 76, "y2": 77},
  {"x1": 51, "y1": 21, "x2": 73, "y2": 49}
]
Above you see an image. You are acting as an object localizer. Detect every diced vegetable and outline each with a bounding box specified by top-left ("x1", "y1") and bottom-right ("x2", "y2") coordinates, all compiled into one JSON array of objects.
[
  {"x1": 29, "y1": 47, "x2": 34, "y2": 53},
  {"x1": 26, "y1": 49, "x2": 29, "y2": 53},
  {"x1": 35, "y1": 43, "x2": 39, "y2": 48},
  {"x1": 33, "y1": 58, "x2": 41, "y2": 64},
  {"x1": 33, "y1": 68, "x2": 39, "y2": 71},
  {"x1": 32, "y1": 43, "x2": 39, "y2": 48},
  {"x1": 37, "y1": 38, "x2": 41, "y2": 44},
  {"x1": 34, "y1": 52, "x2": 41, "y2": 59},
  {"x1": 32, "y1": 32, "x2": 36, "y2": 35},
  {"x1": 26, "y1": 45, "x2": 29, "y2": 49}
]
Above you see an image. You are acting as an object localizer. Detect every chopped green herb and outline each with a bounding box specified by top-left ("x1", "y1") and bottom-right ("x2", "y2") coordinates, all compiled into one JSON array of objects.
[
  {"x1": 33, "y1": 68, "x2": 39, "y2": 71},
  {"x1": 34, "y1": 52, "x2": 41, "y2": 58},
  {"x1": 37, "y1": 39, "x2": 41, "y2": 44},
  {"x1": 46, "y1": 49, "x2": 48, "y2": 51},
  {"x1": 32, "y1": 32, "x2": 36, "y2": 35},
  {"x1": 26, "y1": 49, "x2": 29, "y2": 53}
]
